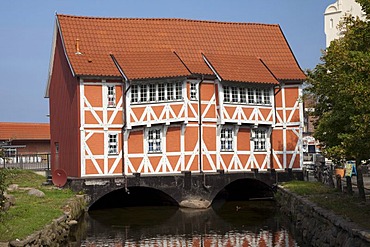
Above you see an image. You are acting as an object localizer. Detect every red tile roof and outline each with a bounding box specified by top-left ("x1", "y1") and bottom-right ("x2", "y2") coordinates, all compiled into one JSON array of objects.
[
  {"x1": 113, "y1": 51, "x2": 191, "y2": 80},
  {"x1": 56, "y1": 14, "x2": 306, "y2": 82},
  {"x1": 203, "y1": 53, "x2": 279, "y2": 84},
  {"x1": 0, "y1": 122, "x2": 50, "y2": 141}
]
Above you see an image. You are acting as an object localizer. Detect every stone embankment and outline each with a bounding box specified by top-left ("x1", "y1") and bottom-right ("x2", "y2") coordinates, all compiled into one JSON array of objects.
[
  {"x1": 277, "y1": 186, "x2": 370, "y2": 247},
  {"x1": 8, "y1": 195, "x2": 86, "y2": 247}
]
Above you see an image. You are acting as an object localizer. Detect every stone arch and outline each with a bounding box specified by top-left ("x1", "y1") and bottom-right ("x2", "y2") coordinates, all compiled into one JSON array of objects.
[
  {"x1": 88, "y1": 186, "x2": 179, "y2": 210},
  {"x1": 212, "y1": 178, "x2": 274, "y2": 203}
]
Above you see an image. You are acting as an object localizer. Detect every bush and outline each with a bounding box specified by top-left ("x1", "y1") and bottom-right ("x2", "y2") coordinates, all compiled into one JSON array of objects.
[{"x1": 0, "y1": 168, "x2": 8, "y2": 220}]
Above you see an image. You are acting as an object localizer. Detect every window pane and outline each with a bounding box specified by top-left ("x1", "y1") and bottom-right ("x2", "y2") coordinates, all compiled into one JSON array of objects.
[
  {"x1": 108, "y1": 134, "x2": 118, "y2": 154},
  {"x1": 140, "y1": 85, "x2": 147, "y2": 102},
  {"x1": 240, "y1": 88, "x2": 247, "y2": 103},
  {"x1": 256, "y1": 89, "x2": 263, "y2": 104},
  {"x1": 224, "y1": 86, "x2": 230, "y2": 102},
  {"x1": 247, "y1": 88, "x2": 254, "y2": 104},
  {"x1": 175, "y1": 82, "x2": 182, "y2": 100},
  {"x1": 149, "y1": 84, "x2": 156, "y2": 102},
  {"x1": 263, "y1": 89, "x2": 270, "y2": 104},
  {"x1": 253, "y1": 129, "x2": 266, "y2": 151},
  {"x1": 167, "y1": 83, "x2": 174, "y2": 100},
  {"x1": 221, "y1": 127, "x2": 233, "y2": 151},
  {"x1": 158, "y1": 83, "x2": 165, "y2": 101},
  {"x1": 231, "y1": 87, "x2": 238, "y2": 103},
  {"x1": 148, "y1": 128, "x2": 161, "y2": 153},
  {"x1": 190, "y1": 83, "x2": 197, "y2": 100},
  {"x1": 108, "y1": 86, "x2": 116, "y2": 107},
  {"x1": 131, "y1": 85, "x2": 138, "y2": 103}
]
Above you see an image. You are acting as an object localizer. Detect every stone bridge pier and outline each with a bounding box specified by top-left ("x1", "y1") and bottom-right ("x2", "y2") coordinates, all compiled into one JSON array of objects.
[{"x1": 68, "y1": 169, "x2": 303, "y2": 209}]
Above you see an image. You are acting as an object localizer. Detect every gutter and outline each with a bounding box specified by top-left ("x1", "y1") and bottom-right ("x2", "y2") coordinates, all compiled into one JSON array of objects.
[{"x1": 198, "y1": 75, "x2": 205, "y2": 173}]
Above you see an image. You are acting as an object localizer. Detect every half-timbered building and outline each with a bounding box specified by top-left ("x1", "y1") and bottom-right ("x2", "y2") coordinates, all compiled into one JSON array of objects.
[{"x1": 45, "y1": 14, "x2": 306, "y2": 178}]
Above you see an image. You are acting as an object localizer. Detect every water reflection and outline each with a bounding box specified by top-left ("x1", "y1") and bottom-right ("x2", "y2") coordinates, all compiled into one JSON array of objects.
[{"x1": 73, "y1": 200, "x2": 299, "y2": 246}]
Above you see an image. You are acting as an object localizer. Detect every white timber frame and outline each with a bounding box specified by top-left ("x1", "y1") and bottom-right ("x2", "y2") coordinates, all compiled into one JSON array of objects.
[{"x1": 80, "y1": 78, "x2": 123, "y2": 177}]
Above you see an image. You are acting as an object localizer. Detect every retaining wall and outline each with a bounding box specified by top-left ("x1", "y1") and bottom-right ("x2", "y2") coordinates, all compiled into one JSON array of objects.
[
  {"x1": 8, "y1": 195, "x2": 87, "y2": 247},
  {"x1": 277, "y1": 186, "x2": 370, "y2": 247}
]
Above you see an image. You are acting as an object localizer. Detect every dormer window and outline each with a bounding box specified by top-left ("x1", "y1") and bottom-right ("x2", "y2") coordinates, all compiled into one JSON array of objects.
[
  {"x1": 224, "y1": 85, "x2": 271, "y2": 105},
  {"x1": 130, "y1": 82, "x2": 183, "y2": 104}
]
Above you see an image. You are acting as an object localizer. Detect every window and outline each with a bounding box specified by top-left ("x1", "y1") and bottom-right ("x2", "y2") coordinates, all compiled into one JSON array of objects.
[
  {"x1": 175, "y1": 82, "x2": 182, "y2": 100},
  {"x1": 158, "y1": 83, "x2": 165, "y2": 101},
  {"x1": 231, "y1": 87, "x2": 238, "y2": 103},
  {"x1": 140, "y1": 84, "x2": 148, "y2": 102},
  {"x1": 224, "y1": 87, "x2": 230, "y2": 102},
  {"x1": 247, "y1": 88, "x2": 254, "y2": 104},
  {"x1": 147, "y1": 128, "x2": 162, "y2": 153},
  {"x1": 149, "y1": 84, "x2": 156, "y2": 102},
  {"x1": 167, "y1": 83, "x2": 174, "y2": 100},
  {"x1": 240, "y1": 88, "x2": 247, "y2": 103},
  {"x1": 223, "y1": 85, "x2": 271, "y2": 105},
  {"x1": 131, "y1": 85, "x2": 139, "y2": 103},
  {"x1": 253, "y1": 129, "x2": 267, "y2": 151},
  {"x1": 55, "y1": 142, "x2": 59, "y2": 154},
  {"x1": 108, "y1": 134, "x2": 118, "y2": 154},
  {"x1": 256, "y1": 89, "x2": 263, "y2": 104},
  {"x1": 107, "y1": 86, "x2": 116, "y2": 107},
  {"x1": 263, "y1": 89, "x2": 271, "y2": 104},
  {"x1": 130, "y1": 82, "x2": 183, "y2": 103},
  {"x1": 190, "y1": 82, "x2": 198, "y2": 100},
  {"x1": 220, "y1": 127, "x2": 234, "y2": 151}
]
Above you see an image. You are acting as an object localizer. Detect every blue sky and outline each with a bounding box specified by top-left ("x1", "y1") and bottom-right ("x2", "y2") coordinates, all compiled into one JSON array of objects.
[{"x1": 0, "y1": 0, "x2": 334, "y2": 123}]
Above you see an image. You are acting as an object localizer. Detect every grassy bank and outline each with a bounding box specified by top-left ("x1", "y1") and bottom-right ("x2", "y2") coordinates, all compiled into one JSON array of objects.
[
  {"x1": 0, "y1": 169, "x2": 75, "y2": 242},
  {"x1": 281, "y1": 180, "x2": 370, "y2": 229}
]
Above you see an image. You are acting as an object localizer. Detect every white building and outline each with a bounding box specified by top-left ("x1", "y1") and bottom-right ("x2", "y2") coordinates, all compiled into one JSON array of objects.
[{"x1": 324, "y1": 0, "x2": 365, "y2": 47}]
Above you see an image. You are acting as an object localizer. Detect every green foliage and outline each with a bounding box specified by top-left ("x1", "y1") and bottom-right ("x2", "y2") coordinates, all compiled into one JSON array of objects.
[
  {"x1": 0, "y1": 170, "x2": 75, "y2": 241},
  {"x1": 0, "y1": 168, "x2": 11, "y2": 220},
  {"x1": 307, "y1": 0, "x2": 370, "y2": 162},
  {"x1": 281, "y1": 180, "x2": 335, "y2": 196}
]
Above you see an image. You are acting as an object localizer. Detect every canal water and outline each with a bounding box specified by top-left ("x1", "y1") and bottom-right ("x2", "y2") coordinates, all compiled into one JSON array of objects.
[{"x1": 70, "y1": 200, "x2": 302, "y2": 246}]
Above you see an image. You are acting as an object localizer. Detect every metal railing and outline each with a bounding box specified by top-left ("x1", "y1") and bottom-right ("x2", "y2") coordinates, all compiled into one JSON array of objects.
[{"x1": 0, "y1": 153, "x2": 50, "y2": 171}]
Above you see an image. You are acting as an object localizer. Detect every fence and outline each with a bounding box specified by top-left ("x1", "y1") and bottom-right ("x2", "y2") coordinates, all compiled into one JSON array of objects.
[{"x1": 0, "y1": 153, "x2": 50, "y2": 171}]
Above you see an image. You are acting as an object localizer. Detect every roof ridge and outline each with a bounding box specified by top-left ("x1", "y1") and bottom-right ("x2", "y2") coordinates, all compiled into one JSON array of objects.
[{"x1": 56, "y1": 14, "x2": 280, "y2": 27}]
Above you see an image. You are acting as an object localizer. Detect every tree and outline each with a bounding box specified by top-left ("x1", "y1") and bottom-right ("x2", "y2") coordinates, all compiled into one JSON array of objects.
[{"x1": 307, "y1": 0, "x2": 370, "y2": 201}]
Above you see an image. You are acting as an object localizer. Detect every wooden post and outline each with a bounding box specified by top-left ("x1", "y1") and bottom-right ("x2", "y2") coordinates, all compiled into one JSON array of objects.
[
  {"x1": 336, "y1": 175, "x2": 342, "y2": 192},
  {"x1": 346, "y1": 176, "x2": 353, "y2": 195}
]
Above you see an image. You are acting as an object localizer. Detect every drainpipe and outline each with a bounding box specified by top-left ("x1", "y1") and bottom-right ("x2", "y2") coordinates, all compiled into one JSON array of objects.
[
  {"x1": 110, "y1": 54, "x2": 130, "y2": 193},
  {"x1": 271, "y1": 84, "x2": 282, "y2": 178},
  {"x1": 198, "y1": 75, "x2": 204, "y2": 173}
]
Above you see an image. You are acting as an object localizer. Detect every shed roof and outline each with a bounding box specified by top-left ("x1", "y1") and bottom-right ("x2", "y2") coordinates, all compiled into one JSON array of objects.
[
  {"x1": 55, "y1": 14, "x2": 306, "y2": 82},
  {"x1": 0, "y1": 122, "x2": 50, "y2": 141}
]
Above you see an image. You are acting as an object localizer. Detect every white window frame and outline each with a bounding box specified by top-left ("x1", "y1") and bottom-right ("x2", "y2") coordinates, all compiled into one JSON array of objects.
[
  {"x1": 146, "y1": 126, "x2": 162, "y2": 153},
  {"x1": 108, "y1": 133, "x2": 119, "y2": 155},
  {"x1": 190, "y1": 82, "x2": 198, "y2": 101},
  {"x1": 220, "y1": 126, "x2": 234, "y2": 151},
  {"x1": 107, "y1": 85, "x2": 116, "y2": 107},
  {"x1": 130, "y1": 81, "x2": 183, "y2": 104},
  {"x1": 224, "y1": 86, "x2": 231, "y2": 102},
  {"x1": 175, "y1": 82, "x2": 182, "y2": 100},
  {"x1": 223, "y1": 85, "x2": 271, "y2": 106},
  {"x1": 131, "y1": 85, "x2": 139, "y2": 103},
  {"x1": 252, "y1": 128, "x2": 267, "y2": 152}
]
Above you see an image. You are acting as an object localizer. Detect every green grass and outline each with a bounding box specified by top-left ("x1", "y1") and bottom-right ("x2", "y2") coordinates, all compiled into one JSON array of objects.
[
  {"x1": 0, "y1": 170, "x2": 75, "y2": 241},
  {"x1": 281, "y1": 180, "x2": 370, "y2": 229}
]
